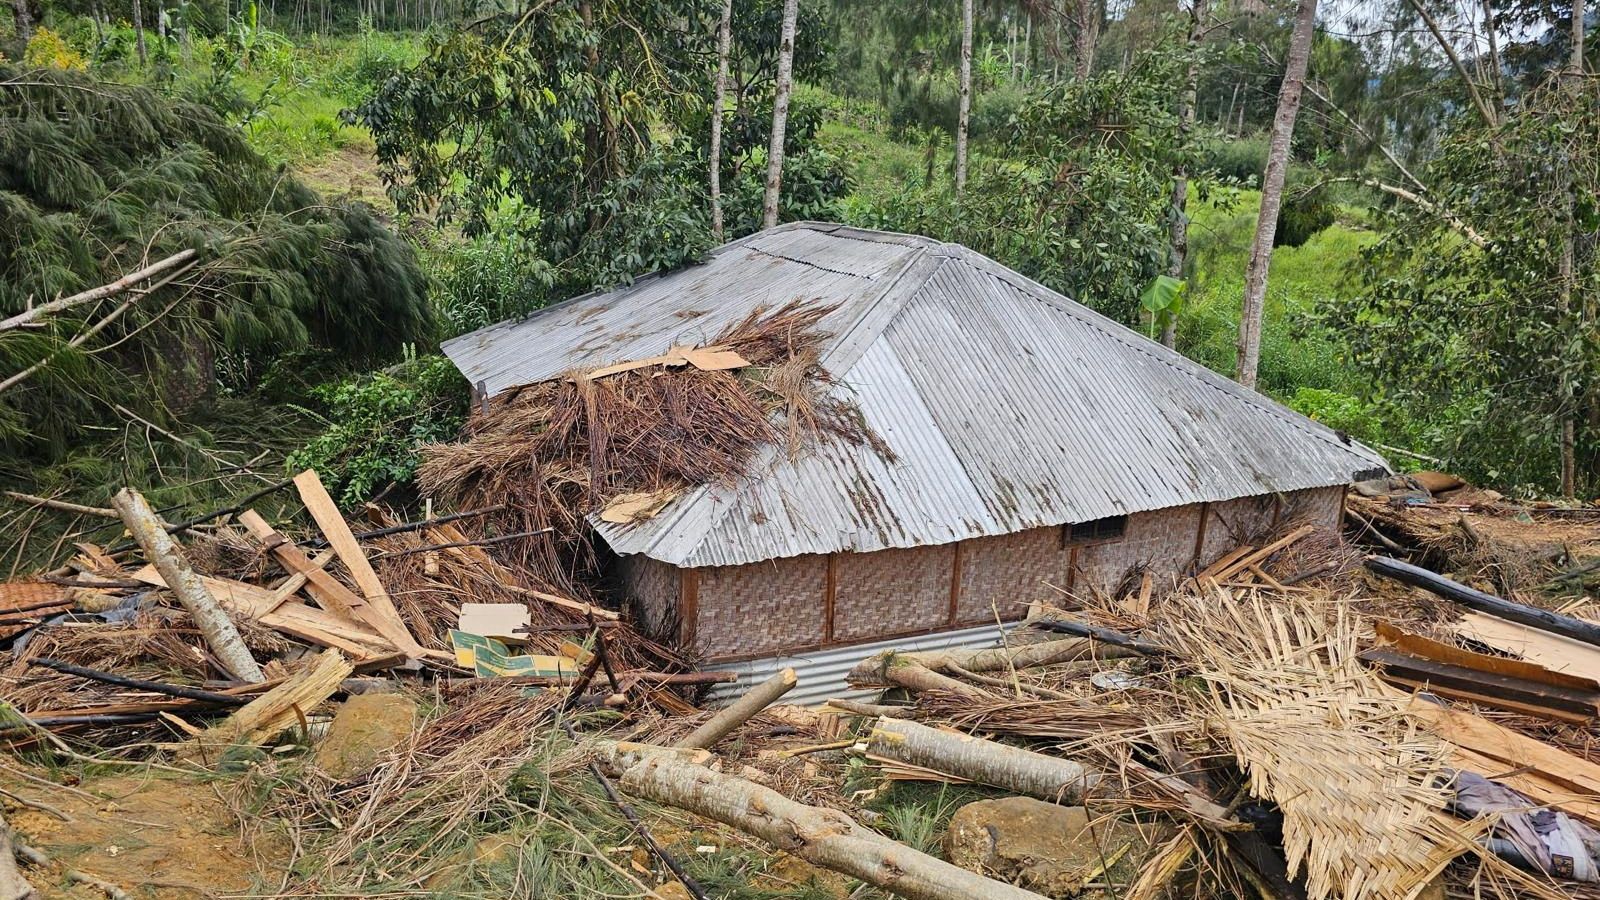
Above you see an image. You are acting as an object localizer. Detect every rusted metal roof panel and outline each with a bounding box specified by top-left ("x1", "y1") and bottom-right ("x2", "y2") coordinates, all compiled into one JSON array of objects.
[{"x1": 457, "y1": 222, "x2": 1388, "y2": 568}]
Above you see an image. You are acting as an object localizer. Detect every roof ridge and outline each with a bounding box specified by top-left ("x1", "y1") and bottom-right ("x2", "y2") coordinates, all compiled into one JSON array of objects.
[{"x1": 943, "y1": 247, "x2": 1382, "y2": 465}]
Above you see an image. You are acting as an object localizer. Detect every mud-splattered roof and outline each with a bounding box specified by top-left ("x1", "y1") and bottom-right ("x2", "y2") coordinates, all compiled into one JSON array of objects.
[{"x1": 441, "y1": 223, "x2": 1389, "y2": 567}]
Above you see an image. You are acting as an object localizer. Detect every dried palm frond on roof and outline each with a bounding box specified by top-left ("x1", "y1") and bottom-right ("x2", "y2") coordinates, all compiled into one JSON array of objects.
[
  {"x1": 417, "y1": 301, "x2": 884, "y2": 596},
  {"x1": 1151, "y1": 587, "x2": 1551, "y2": 900}
]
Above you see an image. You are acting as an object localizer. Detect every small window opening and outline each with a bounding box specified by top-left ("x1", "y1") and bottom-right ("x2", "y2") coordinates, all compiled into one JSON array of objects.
[{"x1": 1064, "y1": 515, "x2": 1127, "y2": 545}]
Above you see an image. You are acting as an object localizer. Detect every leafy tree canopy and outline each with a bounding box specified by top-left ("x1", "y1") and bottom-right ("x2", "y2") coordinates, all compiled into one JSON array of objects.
[{"x1": 0, "y1": 64, "x2": 432, "y2": 460}]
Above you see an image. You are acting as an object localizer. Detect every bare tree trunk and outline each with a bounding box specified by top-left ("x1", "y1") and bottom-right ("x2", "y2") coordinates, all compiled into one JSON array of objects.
[
  {"x1": 761, "y1": 0, "x2": 799, "y2": 229},
  {"x1": 1406, "y1": 0, "x2": 1498, "y2": 128},
  {"x1": 709, "y1": 0, "x2": 733, "y2": 240},
  {"x1": 1163, "y1": 0, "x2": 1207, "y2": 348},
  {"x1": 865, "y1": 717, "x2": 1100, "y2": 802},
  {"x1": 1235, "y1": 0, "x2": 1317, "y2": 390},
  {"x1": 955, "y1": 0, "x2": 973, "y2": 191},
  {"x1": 1559, "y1": 0, "x2": 1584, "y2": 497},
  {"x1": 1072, "y1": 0, "x2": 1100, "y2": 79},
  {"x1": 599, "y1": 743, "x2": 1051, "y2": 900},
  {"x1": 10, "y1": 0, "x2": 31, "y2": 44},
  {"x1": 133, "y1": 0, "x2": 148, "y2": 64},
  {"x1": 113, "y1": 488, "x2": 264, "y2": 683}
]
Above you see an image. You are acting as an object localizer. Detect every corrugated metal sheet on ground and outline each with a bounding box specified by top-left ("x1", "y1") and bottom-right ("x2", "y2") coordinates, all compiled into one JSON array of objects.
[
  {"x1": 443, "y1": 222, "x2": 1390, "y2": 568},
  {"x1": 703, "y1": 622, "x2": 1018, "y2": 707}
]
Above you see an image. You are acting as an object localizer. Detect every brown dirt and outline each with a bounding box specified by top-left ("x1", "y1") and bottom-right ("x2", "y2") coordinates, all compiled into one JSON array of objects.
[{"x1": 2, "y1": 767, "x2": 289, "y2": 898}]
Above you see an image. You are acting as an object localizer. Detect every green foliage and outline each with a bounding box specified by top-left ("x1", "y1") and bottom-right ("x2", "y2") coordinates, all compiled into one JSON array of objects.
[
  {"x1": 1141, "y1": 274, "x2": 1186, "y2": 339},
  {"x1": 0, "y1": 64, "x2": 431, "y2": 462},
  {"x1": 1287, "y1": 387, "x2": 1383, "y2": 443},
  {"x1": 427, "y1": 227, "x2": 556, "y2": 339},
  {"x1": 1332, "y1": 76, "x2": 1600, "y2": 494},
  {"x1": 849, "y1": 44, "x2": 1205, "y2": 325},
  {"x1": 1276, "y1": 175, "x2": 1335, "y2": 248},
  {"x1": 1200, "y1": 133, "x2": 1268, "y2": 185},
  {"x1": 286, "y1": 353, "x2": 466, "y2": 506}
]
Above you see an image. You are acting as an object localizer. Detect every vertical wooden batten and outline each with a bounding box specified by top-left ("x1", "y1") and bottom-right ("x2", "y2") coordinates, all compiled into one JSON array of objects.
[
  {"x1": 823, "y1": 553, "x2": 838, "y2": 644},
  {"x1": 679, "y1": 567, "x2": 700, "y2": 652},
  {"x1": 1192, "y1": 501, "x2": 1210, "y2": 572},
  {"x1": 947, "y1": 541, "x2": 963, "y2": 626}
]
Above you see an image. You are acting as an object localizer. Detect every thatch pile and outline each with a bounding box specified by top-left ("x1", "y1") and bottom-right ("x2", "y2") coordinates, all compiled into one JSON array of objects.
[{"x1": 418, "y1": 302, "x2": 883, "y2": 595}]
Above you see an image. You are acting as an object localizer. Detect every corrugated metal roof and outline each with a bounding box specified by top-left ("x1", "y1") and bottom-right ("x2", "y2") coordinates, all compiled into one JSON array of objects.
[{"x1": 441, "y1": 222, "x2": 1389, "y2": 568}]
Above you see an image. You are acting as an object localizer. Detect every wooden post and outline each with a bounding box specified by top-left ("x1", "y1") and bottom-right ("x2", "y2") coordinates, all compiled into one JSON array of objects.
[
  {"x1": 1365, "y1": 556, "x2": 1600, "y2": 649},
  {"x1": 113, "y1": 488, "x2": 264, "y2": 683}
]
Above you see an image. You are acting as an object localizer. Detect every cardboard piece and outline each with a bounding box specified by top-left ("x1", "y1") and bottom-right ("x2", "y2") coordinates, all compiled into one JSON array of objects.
[
  {"x1": 599, "y1": 489, "x2": 680, "y2": 525},
  {"x1": 458, "y1": 602, "x2": 532, "y2": 644}
]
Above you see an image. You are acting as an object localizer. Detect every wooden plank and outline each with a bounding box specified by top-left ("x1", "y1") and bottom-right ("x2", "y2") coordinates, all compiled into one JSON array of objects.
[
  {"x1": 1363, "y1": 647, "x2": 1600, "y2": 721},
  {"x1": 1197, "y1": 544, "x2": 1253, "y2": 581},
  {"x1": 1212, "y1": 524, "x2": 1317, "y2": 582},
  {"x1": 1448, "y1": 745, "x2": 1600, "y2": 823},
  {"x1": 238, "y1": 509, "x2": 367, "y2": 623},
  {"x1": 130, "y1": 566, "x2": 395, "y2": 659},
  {"x1": 679, "y1": 567, "x2": 699, "y2": 650},
  {"x1": 264, "y1": 548, "x2": 334, "y2": 611},
  {"x1": 178, "y1": 649, "x2": 352, "y2": 760},
  {"x1": 293, "y1": 470, "x2": 425, "y2": 657},
  {"x1": 1456, "y1": 612, "x2": 1600, "y2": 683},
  {"x1": 1374, "y1": 621, "x2": 1600, "y2": 692},
  {"x1": 1406, "y1": 698, "x2": 1600, "y2": 795}
]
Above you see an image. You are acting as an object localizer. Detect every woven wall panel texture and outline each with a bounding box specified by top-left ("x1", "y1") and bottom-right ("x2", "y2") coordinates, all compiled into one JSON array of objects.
[
  {"x1": 833, "y1": 543, "x2": 953, "y2": 643},
  {"x1": 695, "y1": 553, "x2": 826, "y2": 659}
]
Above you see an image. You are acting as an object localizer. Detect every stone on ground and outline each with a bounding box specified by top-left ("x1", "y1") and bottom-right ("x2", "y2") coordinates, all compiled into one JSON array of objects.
[
  {"x1": 313, "y1": 692, "x2": 417, "y2": 780},
  {"x1": 944, "y1": 796, "x2": 1168, "y2": 896}
]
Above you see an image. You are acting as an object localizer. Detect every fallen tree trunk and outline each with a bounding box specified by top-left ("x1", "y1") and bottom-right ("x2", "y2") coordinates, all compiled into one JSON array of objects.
[
  {"x1": 113, "y1": 487, "x2": 264, "y2": 683},
  {"x1": 597, "y1": 741, "x2": 1048, "y2": 900},
  {"x1": 1365, "y1": 556, "x2": 1600, "y2": 649},
  {"x1": 0, "y1": 812, "x2": 38, "y2": 900},
  {"x1": 865, "y1": 716, "x2": 1099, "y2": 802},
  {"x1": 676, "y1": 668, "x2": 796, "y2": 750},
  {"x1": 847, "y1": 653, "x2": 994, "y2": 700}
]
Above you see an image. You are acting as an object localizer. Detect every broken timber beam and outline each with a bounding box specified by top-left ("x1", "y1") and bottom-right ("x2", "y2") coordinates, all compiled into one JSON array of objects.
[
  {"x1": 1365, "y1": 556, "x2": 1600, "y2": 650},
  {"x1": 112, "y1": 487, "x2": 264, "y2": 683},
  {"x1": 597, "y1": 741, "x2": 1049, "y2": 900}
]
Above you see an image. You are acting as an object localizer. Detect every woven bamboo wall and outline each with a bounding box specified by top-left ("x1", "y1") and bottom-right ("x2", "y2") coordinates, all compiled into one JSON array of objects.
[
  {"x1": 694, "y1": 554, "x2": 827, "y2": 659},
  {"x1": 833, "y1": 543, "x2": 954, "y2": 643},
  {"x1": 956, "y1": 525, "x2": 1069, "y2": 624},
  {"x1": 625, "y1": 486, "x2": 1346, "y2": 662},
  {"x1": 1075, "y1": 504, "x2": 1206, "y2": 599},
  {"x1": 615, "y1": 554, "x2": 679, "y2": 642}
]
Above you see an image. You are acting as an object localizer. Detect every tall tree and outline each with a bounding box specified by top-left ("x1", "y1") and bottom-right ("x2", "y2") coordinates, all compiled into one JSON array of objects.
[
  {"x1": 1557, "y1": 0, "x2": 1585, "y2": 495},
  {"x1": 710, "y1": 0, "x2": 733, "y2": 240},
  {"x1": 133, "y1": 0, "x2": 147, "y2": 64},
  {"x1": 955, "y1": 0, "x2": 972, "y2": 191},
  {"x1": 1162, "y1": 0, "x2": 1206, "y2": 348},
  {"x1": 1234, "y1": 0, "x2": 1317, "y2": 389},
  {"x1": 761, "y1": 0, "x2": 799, "y2": 228},
  {"x1": 1072, "y1": 0, "x2": 1100, "y2": 78},
  {"x1": 10, "y1": 0, "x2": 30, "y2": 43}
]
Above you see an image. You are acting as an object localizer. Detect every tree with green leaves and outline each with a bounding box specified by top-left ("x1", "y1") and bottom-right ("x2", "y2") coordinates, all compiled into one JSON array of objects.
[{"x1": 0, "y1": 65, "x2": 430, "y2": 462}]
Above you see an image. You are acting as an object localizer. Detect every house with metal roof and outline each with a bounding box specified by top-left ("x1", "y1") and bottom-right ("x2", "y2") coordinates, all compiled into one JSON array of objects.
[{"x1": 442, "y1": 222, "x2": 1388, "y2": 697}]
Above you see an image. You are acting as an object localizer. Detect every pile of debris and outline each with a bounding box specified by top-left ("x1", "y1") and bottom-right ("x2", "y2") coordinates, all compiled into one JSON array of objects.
[{"x1": 3, "y1": 454, "x2": 1600, "y2": 899}]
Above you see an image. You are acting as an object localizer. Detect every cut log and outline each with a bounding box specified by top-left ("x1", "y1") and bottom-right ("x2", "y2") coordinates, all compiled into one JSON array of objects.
[
  {"x1": 847, "y1": 653, "x2": 994, "y2": 700},
  {"x1": 112, "y1": 488, "x2": 264, "y2": 683},
  {"x1": 865, "y1": 717, "x2": 1099, "y2": 803},
  {"x1": 677, "y1": 668, "x2": 797, "y2": 750},
  {"x1": 597, "y1": 741, "x2": 1049, "y2": 900},
  {"x1": 178, "y1": 649, "x2": 352, "y2": 761},
  {"x1": 1365, "y1": 555, "x2": 1600, "y2": 649},
  {"x1": 1032, "y1": 619, "x2": 1171, "y2": 657},
  {"x1": 293, "y1": 471, "x2": 429, "y2": 658}
]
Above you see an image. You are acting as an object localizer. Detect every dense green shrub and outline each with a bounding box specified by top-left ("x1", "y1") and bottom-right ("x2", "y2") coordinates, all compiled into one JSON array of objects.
[
  {"x1": 1200, "y1": 134, "x2": 1268, "y2": 185},
  {"x1": 286, "y1": 354, "x2": 467, "y2": 506}
]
